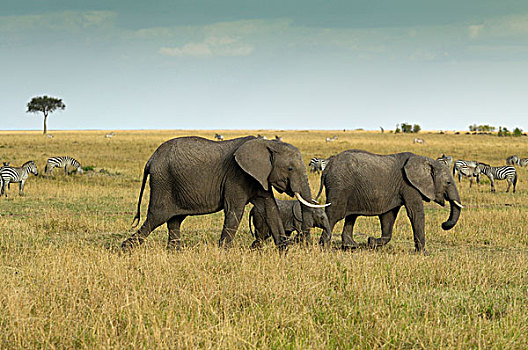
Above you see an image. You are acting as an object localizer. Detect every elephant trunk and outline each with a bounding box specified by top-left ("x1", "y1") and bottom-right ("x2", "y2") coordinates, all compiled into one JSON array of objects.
[
  {"x1": 296, "y1": 184, "x2": 315, "y2": 244},
  {"x1": 441, "y1": 200, "x2": 462, "y2": 230}
]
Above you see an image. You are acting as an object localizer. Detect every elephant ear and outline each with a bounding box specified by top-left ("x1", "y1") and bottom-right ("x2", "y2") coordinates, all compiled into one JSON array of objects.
[
  {"x1": 404, "y1": 156, "x2": 435, "y2": 201},
  {"x1": 234, "y1": 139, "x2": 272, "y2": 191},
  {"x1": 292, "y1": 201, "x2": 303, "y2": 223}
]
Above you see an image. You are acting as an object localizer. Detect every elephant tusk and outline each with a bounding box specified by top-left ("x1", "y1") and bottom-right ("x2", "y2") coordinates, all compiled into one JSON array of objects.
[
  {"x1": 453, "y1": 200, "x2": 464, "y2": 209},
  {"x1": 295, "y1": 192, "x2": 331, "y2": 208}
]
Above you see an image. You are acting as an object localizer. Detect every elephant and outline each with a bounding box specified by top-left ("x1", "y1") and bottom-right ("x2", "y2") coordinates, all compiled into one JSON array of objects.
[
  {"x1": 249, "y1": 199, "x2": 331, "y2": 249},
  {"x1": 315, "y1": 150, "x2": 463, "y2": 254},
  {"x1": 121, "y1": 136, "x2": 328, "y2": 250}
]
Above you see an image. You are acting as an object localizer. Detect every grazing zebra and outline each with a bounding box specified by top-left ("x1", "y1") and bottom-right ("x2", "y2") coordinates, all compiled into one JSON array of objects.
[
  {"x1": 0, "y1": 161, "x2": 38, "y2": 197},
  {"x1": 520, "y1": 158, "x2": 528, "y2": 167},
  {"x1": 413, "y1": 138, "x2": 425, "y2": 145},
  {"x1": 325, "y1": 136, "x2": 338, "y2": 142},
  {"x1": 453, "y1": 160, "x2": 480, "y2": 187},
  {"x1": 436, "y1": 154, "x2": 453, "y2": 167},
  {"x1": 275, "y1": 135, "x2": 282, "y2": 141},
  {"x1": 105, "y1": 131, "x2": 115, "y2": 138},
  {"x1": 506, "y1": 155, "x2": 519, "y2": 165},
  {"x1": 214, "y1": 133, "x2": 224, "y2": 141},
  {"x1": 309, "y1": 157, "x2": 327, "y2": 173},
  {"x1": 45, "y1": 156, "x2": 84, "y2": 176},
  {"x1": 477, "y1": 163, "x2": 517, "y2": 193},
  {"x1": 257, "y1": 134, "x2": 267, "y2": 140}
]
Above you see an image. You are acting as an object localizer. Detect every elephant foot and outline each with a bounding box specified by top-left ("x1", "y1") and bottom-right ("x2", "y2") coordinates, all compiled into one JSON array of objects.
[
  {"x1": 341, "y1": 243, "x2": 358, "y2": 251},
  {"x1": 121, "y1": 236, "x2": 144, "y2": 250},
  {"x1": 250, "y1": 239, "x2": 263, "y2": 250},
  {"x1": 415, "y1": 248, "x2": 430, "y2": 256},
  {"x1": 367, "y1": 236, "x2": 389, "y2": 249}
]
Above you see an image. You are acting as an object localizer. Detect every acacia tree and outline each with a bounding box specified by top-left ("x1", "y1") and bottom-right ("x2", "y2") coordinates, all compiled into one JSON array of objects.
[{"x1": 26, "y1": 96, "x2": 66, "y2": 134}]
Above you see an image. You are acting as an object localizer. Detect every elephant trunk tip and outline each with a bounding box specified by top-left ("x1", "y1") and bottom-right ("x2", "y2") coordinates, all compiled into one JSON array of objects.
[{"x1": 441, "y1": 221, "x2": 456, "y2": 231}]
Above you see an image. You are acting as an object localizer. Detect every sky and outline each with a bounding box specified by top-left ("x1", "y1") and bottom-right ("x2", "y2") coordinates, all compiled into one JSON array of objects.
[{"x1": 1, "y1": 0, "x2": 528, "y2": 131}]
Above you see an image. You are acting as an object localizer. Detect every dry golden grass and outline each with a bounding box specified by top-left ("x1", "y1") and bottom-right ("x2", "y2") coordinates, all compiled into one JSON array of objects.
[{"x1": 1, "y1": 130, "x2": 527, "y2": 348}]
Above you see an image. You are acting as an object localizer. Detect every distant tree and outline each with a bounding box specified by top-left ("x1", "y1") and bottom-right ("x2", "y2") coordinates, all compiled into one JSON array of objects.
[
  {"x1": 26, "y1": 96, "x2": 66, "y2": 134},
  {"x1": 401, "y1": 123, "x2": 413, "y2": 133},
  {"x1": 513, "y1": 127, "x2": 523, "y2": 137},
  {"x1": 412, "y1": 124, "x2": 421, "y2": 133},
  {"x1": 395, "y1": 124, "x2": 401, "y2": 133}
]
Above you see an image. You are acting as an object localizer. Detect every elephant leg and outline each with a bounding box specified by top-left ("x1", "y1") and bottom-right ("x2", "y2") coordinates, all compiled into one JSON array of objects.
[
  {"x1": 341, "y1": 215, "x2": 358, "y2": 250},
  {"x1": 122, "y1": 214, "x2": 167, "y2": 249},
  {"x1": 219, "y1": 205, "x2": 246, "y2": 248},
  {"x1": 368, "y1": 207, "x2": 400, "y2": 248},
  {"x1": 404, "y1": 199, "x2": 427, "y2": 254},
  {"x1": 167, "y1": 215, "x2": 186, "y2": 250},
  {"x1": 256, "y1": 194, "x2": 288, "y2": 249},
  {"x1": 319, "y1": 199, "x2": 346, "y2": 247}
]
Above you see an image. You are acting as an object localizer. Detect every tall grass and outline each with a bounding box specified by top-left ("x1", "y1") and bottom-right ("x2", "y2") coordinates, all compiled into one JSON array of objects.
[{"x1": 0, "y1": 130, "x2": 527, "y2": 348}]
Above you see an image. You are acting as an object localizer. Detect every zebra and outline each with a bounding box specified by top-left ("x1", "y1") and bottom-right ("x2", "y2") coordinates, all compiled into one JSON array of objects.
[
  {"x1": 0, "y1": 161, "x2": 38, "y2": 197},
  {"x1": 309, "y1": 157, "x2": 327, "y2": 173},
  {"x1": 413, "y1": 138, "x2": 425, "y2": 145},
  {"x1": 45, "y1": 156, "x2": 84, "y2": 176},
  {"x1": 257, "y1": 134, "x2": 267, "y2": 140},
  {"x1": 506, "y1": 155, "x2": 519, "y2": 165},
  {"x1": 520, "y1": 158, "x2": 528, "y2": 167},
  {"x1": 214, "y1": 133, "x2": 224, "y2": 141},
  {"x1": 325, "y1": 136, "x2": 338, "y2": 142},
  {"x1": 476, "y1": 162, "x2": 517, "y2": 193},
  {"x1": 453, "y1": 160, "x2": 481, "y2": 187},
  {"x1": 105, "y1": 131, "x2": 115, "y2": 138},
  {"x1": 275, "y1": 135, "x2": 283, "y2": 141},
  {"x1": 436, "y1": 154, "x2": 453, "y2": 167}
]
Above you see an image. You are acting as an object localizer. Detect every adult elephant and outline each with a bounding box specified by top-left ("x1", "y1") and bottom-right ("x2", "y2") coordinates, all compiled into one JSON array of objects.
[
  {"x1": 122, "y1": 136, "x2": 327, "y2": 250},
  {"x1": 316, "y1": 150, "x2": 463, "y2": 254}
]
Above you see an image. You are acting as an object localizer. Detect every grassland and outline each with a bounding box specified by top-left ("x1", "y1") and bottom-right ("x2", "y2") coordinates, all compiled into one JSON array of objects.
[{"x1": 0, "y1": 130, "x2": 527, "y2": 348}]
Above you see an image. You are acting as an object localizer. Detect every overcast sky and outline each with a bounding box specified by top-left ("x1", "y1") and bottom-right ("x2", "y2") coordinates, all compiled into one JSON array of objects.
[{"x1": 2, "y1": 1, "x2": 528, "y2": 131}]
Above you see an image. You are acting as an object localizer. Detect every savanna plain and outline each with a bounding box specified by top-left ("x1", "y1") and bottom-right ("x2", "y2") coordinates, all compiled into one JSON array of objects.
[{"x1": 0, "y1": 130, "x2": 527, "y2": 349}]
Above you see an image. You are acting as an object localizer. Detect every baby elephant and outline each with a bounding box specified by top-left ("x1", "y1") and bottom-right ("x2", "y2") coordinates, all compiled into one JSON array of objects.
[{"x1": 249, "y1": 199, "x2": 331, "y2": 248}]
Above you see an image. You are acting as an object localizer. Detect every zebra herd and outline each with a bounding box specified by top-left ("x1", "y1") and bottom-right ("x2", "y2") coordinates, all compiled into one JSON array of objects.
[
  {"x1": 0, "y1": 156, "x2": 83, "y2": 197},
  {"x1": 443, "y1": 154, "x2": 519, "y2": 193}
]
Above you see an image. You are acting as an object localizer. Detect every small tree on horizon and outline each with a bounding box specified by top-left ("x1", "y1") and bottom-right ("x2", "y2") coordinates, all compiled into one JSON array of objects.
[{"x1": 26, "y1": 96, "x2": 66, "y2": 134}]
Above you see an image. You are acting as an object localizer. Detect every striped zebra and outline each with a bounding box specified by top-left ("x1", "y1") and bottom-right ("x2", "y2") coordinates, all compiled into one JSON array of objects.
[
  {"x1": 214, "y1": 133, "x2": 224, "y2": 141},
  {"x1": 0, "y1": 161, "x2": 38, "y2": 197},
  {"x1": 476, "y1": 163, "x2": 517, "y2": 193},
  {"x1": 520, "y1": 158, "x2": 528, "y2": 167},
  {"x1": 45, "y1": 156, "x2": 84, "y2": 176},
  {"x1": 506, "y1": 155, "x2": 519, "y2": 165},
  {"x1": 309, "y1": 157, "x2": 327, "y2": 173},
  {"x1": 436, "y1": 154, "x2": 453, "y2": 167},
  {"x1": 453, "y1": 160, "x2": 480, "y2": 187}
]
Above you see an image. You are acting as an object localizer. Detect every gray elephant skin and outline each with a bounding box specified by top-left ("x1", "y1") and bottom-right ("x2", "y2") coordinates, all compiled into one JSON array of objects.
[
  {"x1": 316, "y1": 150, "x2": 463, "y2": 254},
  {"x1": 122, "y1": 136, "x2": 325, "y2": 250},
  {"x1": 249, "y1": 199, "x2": 331, "y2": 249}
]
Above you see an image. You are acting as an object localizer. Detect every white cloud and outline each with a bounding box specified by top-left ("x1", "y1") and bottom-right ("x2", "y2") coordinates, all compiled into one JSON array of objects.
[
  {"x1": 159, "y1": 36, "x2": 254, "y2": 57},
  {"x1": 469, "y1": 25, "x2": 484, "y2": 39}
]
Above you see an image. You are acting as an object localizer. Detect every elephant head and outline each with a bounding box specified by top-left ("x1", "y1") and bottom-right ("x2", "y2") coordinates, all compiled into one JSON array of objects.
[
  {"x1": 292, "y1": 201, "x2": 332, "y2": 238},
  {"x1": 404, "y1": 156, "x2": 463, "y2": 231},
  {"x1": 234, "y1": 139, "x2": 327, "y2": 241}
]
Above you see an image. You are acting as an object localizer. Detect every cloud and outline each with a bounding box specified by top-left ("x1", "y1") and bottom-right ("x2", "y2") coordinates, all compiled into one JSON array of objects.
[
  {"x1": 0, "y1": 11, "x2": 117, "y2": 32},
  {"x1": 469, "y1": 25, "x2": 484, "y2": 39},
  {"x1": 159, "y1": 36, "x2": 254, "y2": 57}
]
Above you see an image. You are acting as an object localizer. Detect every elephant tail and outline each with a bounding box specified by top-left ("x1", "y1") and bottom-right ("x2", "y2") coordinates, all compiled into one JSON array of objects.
[
  {"x1": 131, "y1": 158, "x2": 152, "y2": 228},
  {"x1": 315, "y1": 172, "x2": 325, "y2": 201}
]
